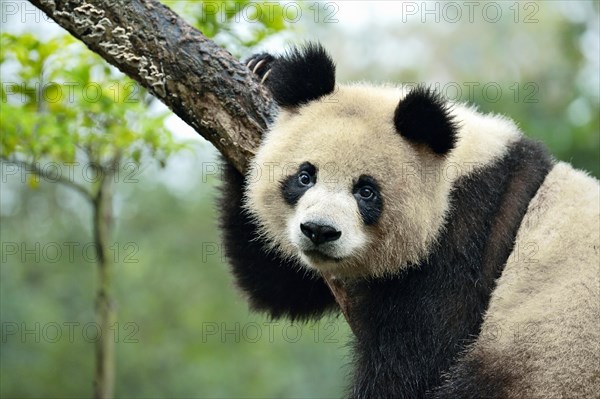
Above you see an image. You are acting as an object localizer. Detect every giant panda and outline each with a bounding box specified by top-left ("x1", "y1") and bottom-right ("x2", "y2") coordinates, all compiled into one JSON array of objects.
[{"x1": 218, "y1": 43, "x2": 600, "y2": 398}]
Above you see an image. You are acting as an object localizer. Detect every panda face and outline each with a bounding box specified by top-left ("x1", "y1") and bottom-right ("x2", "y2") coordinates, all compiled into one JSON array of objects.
[
  {"x1": 281, "y1": 161, "x2": 381, "y2": 272},
  {"x1": 244, "y1": 84, "x2": 455, "y2": 277}
]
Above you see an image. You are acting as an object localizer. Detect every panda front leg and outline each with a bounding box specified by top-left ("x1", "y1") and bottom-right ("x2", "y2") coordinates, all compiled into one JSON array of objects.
[{"x1": 217, "y1": 54, "x2": 338, "y2": 320}]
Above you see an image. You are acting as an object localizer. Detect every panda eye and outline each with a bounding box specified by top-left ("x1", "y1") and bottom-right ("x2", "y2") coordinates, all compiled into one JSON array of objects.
[
  {"x1": 298, "y1": 171, "x2": 313, "y2": 186},
  {"x1": 353, "y1": 175, "x2": 383, "y2": 225},
  {"x1": 281, "y1": 162, "x2": 317, "y2": 205},
  {"x1": 358, "y1": 186, "x2": 374, "y2": 200}
]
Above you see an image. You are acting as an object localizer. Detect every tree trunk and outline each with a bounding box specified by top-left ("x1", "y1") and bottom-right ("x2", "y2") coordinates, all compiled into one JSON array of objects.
[
  {"x1": 28, "y1": 0, "x2": 275, "y2": 173},
  {"x1": 92, "y1": 170, "x2": 116, "y2": 399}
]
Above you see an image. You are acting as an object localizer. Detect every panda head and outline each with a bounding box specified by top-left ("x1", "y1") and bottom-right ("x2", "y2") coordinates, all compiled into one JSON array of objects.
[{"x1": 245, "y1": 44, "x2": 460, "y2": 277}]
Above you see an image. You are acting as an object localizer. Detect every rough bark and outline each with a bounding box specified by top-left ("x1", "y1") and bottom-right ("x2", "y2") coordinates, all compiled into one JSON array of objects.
[{"x1": 28, "y1": 0, "x2": 276, "y2": 173}]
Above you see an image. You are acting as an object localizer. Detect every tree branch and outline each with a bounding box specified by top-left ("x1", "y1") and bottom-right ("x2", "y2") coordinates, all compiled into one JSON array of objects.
[
  {"x1": 27, "y1": 0, "x2": 353, "y2": 330},
  {"x1": 28, "y1": 0, "x2": 276, "y2": 173},
  {"x1": 1, "y1": 156, "x2": 93, "y2": 202}
]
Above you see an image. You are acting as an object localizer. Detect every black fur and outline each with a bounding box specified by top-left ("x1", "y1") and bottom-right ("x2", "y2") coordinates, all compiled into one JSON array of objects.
[
  {"x1": 218, "y1": 161, "x2": 337, "y2": 321},
  {"x1": 281, "y1": 162, "x2": 317, "y2": 205},
  {"x1": 353, "y1": 175, "x2": 383, "y2": 226},
  {"x1": 246, "y1": 43, "x2": 336, "y2": 108},
  {"x1": 346, "y1": 138, "x2": 553, "y2": 398},
  {"x1": 394, "y1": 86, "x2": 458, "y2": 155}
]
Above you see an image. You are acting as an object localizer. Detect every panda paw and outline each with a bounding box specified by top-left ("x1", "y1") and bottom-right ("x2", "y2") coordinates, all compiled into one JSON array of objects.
[{"x1": 245, "y1": 53, "x2": 275, "y2": 83}]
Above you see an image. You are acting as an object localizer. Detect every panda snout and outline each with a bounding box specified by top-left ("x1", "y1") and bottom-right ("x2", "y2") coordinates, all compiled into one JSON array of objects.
[{"x1": 300, "y1": 222, "x2": 341, "y2": 245}]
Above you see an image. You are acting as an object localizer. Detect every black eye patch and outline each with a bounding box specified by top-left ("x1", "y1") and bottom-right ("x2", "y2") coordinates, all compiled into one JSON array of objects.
[
  {"x1": 281, "y1": 162, "x2": 317, "y2": 205},
  {"x1": 353, "y1": 175, "x2": 383, "y2": 225}
]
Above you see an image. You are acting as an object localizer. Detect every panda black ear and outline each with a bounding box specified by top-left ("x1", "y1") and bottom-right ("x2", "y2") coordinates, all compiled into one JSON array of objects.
[
  {"x1": 263, "y1": 42, "x2": 336, "y2": 108},
  {"x1": 393, "y1": 86, "x2": 458, "y2": 155}
]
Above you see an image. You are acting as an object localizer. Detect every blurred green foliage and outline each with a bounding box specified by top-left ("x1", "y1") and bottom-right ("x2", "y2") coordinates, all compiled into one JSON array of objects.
[
  {"x1": 1, "y1": 2, "x2": 598, "y2": 399},
  {"x1": 165, "y1": 0, "x2": 290, "y2": 56},
  {"x1": 1, "y1": 163, "x2": 350, "y2": 398},
  {"x1": 0, "y1": 33, "x2": 184, "y2": 170}
]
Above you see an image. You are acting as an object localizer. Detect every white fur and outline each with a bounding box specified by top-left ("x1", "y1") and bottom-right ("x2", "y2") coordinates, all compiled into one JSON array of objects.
[{"x1": 288, "y1": 185, "x2": 369, "y2": 272}]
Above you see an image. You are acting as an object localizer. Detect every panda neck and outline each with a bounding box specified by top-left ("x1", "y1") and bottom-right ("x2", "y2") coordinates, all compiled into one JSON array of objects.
[{"x1": 347, "y1": 137, "x2": 553, "y2": 398}]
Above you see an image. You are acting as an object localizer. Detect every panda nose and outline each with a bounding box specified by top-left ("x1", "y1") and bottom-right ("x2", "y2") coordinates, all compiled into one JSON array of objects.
[{"x1": 300, "y1": 222, "x2": 341, "y2": 245}]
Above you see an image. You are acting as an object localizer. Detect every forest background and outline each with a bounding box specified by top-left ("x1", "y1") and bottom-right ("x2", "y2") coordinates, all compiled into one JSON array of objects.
[{"x1": 1, "y1": 1, "x2": 598, "y2": 398}]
